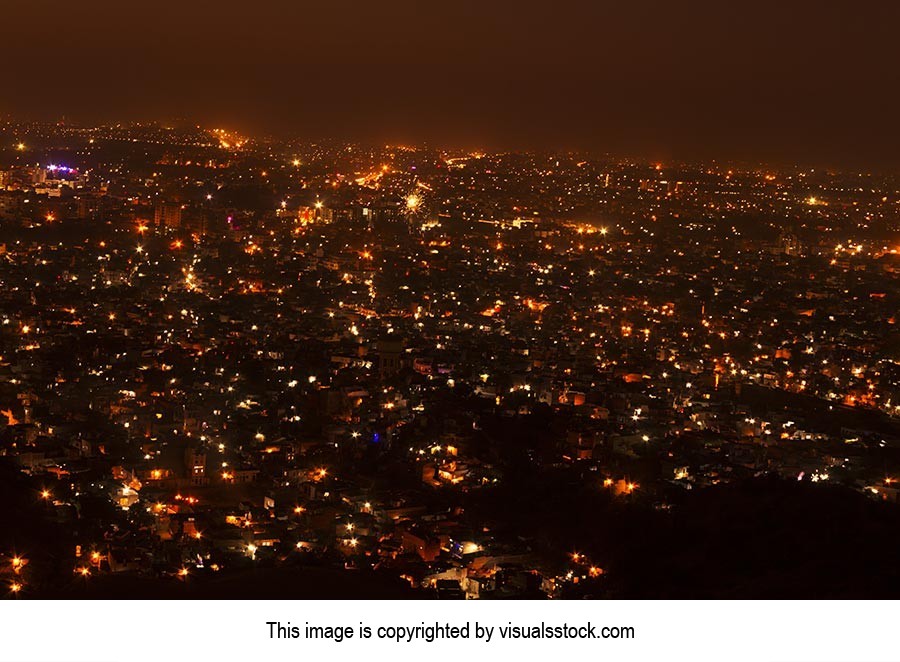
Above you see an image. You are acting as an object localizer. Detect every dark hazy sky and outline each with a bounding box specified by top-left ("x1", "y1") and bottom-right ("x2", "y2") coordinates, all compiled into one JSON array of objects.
[{"x1": 3, "y1": 1, "x2": 899, "y2": 167}]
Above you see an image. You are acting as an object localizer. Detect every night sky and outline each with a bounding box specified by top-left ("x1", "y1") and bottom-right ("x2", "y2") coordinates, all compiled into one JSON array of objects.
[{"x1": 3, "y1": 1, "x2": 899, "y2": 167}]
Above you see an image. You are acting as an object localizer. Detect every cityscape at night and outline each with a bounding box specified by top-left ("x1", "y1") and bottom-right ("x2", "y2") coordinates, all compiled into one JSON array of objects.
[
  {"x1": 2, "y1": 121, "x2": 900, "y2": 598},
  {"x1": 3, "y1": 1, "x2": 900, "y2": 604}
]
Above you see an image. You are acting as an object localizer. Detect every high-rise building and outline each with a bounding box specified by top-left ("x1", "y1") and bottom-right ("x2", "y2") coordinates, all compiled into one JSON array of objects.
[
  {"x1": 376, "y1": 337, "x2": 404, "y2": 377},
  {"x1": 184, "y1": 446, "x2": 206, "y2": 486},
  {"x1": 154, "y1": 202, "x2": 183, "y2": 229}
]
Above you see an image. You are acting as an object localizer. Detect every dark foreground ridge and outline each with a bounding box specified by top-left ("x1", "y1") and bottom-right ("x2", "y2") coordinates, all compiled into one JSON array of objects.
[{"x1": 4, "y1": 458, "x2": 899, "y2": 599}]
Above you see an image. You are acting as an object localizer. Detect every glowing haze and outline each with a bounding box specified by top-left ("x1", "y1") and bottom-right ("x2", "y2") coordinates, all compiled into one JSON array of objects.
[{"x1": 2, "y1": 0, "x2": 898, "y2": 167}]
